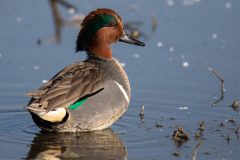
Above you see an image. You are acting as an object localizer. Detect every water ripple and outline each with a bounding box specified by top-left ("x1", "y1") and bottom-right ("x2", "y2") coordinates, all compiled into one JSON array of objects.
[{"x1": 0, "y1": 109, "x2": 38, "y2": 145}]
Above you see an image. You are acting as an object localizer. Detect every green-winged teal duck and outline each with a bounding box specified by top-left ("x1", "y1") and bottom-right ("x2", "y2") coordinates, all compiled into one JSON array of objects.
[{"x1": 26, "y1": 8, "x2": 145, "y2": 132}]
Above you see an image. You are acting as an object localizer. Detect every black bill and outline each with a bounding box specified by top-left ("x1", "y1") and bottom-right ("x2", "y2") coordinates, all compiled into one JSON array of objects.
[{"x1": 119, "y1": 32, "x2": 145, "y2": 46}]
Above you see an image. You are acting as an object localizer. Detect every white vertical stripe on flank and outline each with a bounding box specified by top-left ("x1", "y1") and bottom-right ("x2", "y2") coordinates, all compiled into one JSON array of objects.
[{"x1": 114, "y1": 81, "x2": 129, "y2": 103}]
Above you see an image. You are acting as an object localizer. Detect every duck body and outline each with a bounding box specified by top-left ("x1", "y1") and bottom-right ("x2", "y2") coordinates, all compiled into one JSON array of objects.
[
  {"x1": 26, "y1": 8, "x2": 144, "y2": 132},
  {"x1": 29, "y1": 57, "x2": 130, "y2": 132}
]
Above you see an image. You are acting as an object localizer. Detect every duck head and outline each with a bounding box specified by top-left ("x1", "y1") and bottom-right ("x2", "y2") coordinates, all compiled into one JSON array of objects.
[{"x1": 76, "y1": 8, "x2": 145, "y2": 59}]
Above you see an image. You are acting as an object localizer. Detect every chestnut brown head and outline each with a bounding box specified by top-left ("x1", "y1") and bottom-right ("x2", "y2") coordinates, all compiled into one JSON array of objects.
[{"x1": 76, "y1": 8, "x2": 144, "y2": 58}]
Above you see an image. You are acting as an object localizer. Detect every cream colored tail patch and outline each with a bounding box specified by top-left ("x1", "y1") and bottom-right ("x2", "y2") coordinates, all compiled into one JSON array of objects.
[{"x1": 40, "y1": 108, "x2": 66, "y2": 122}]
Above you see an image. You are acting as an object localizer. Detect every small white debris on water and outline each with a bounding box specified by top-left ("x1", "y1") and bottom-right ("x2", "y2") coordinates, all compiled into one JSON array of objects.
[
  {"x1": 42, "y1": 80, "x2": 48, "y2": 84},
  {"x1": 69, "y1": 14, "x2": 85, "y2": 28},
  {"x1": 159, "y1": 128, "x2": 164, "y2": 132},
  {"x1": 225, "y1": 2, "x2": 232, "y2": 9},
  {"x1": 166, "y1": 0, "x2": 175, "y2": 6},
  {"x1": 34, "y1": 66, "x2": 40, "y2": 70},
  {"x1": 133, "y1": 53, "x2": 140, "y2": 58},
  {"x1": 182, "y1": 0, "x2": 201, "y2": 6},
  {"x1": 224, "y1": 119, "x2": 229, "y2": 122},
  {"x1": 178, "y1": 106, "x2": 188, "y2": 110},
  {"x1": 71, "y1": 14, "x2": 84, "y2": 21},
  {"x1": 208, "y1": 66, "x2": 213, "y2": 72},
  {"x1": 120, "y1": 62, "x2": 126, "y2": 67},
  {"x1": 16, "y1": 17, "x2": 22, "y2": 23},
  {"x1": 182, "y1": 61, "x2": 189, "y2": 68},
  {"x1": 128, "y1": 4, "x2": 139, "y2": 11},
  {"x1": 212, "y1": 33, "x2": 218, "y2": 39},
  {"x1": 169, "y1": 46, "x2": 175, "y2": 52},
  {"x1": 68, "y1": 8, "x2": 76, "y2": 14},
  {"x1": 157, "y1": 42, "x2": 163, "y2": 48},
  {"x1": 213, "y1": 96, "x2": 218, "y2": 100}
]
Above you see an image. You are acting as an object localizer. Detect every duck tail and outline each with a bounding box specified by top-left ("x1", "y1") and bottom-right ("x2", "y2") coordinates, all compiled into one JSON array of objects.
[{"x1": 27, "y1": 105, "x2": 67, "y2": 123}]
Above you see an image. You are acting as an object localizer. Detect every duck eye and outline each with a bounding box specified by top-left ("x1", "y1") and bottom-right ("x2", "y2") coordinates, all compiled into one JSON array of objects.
[{"x1": 108, "y1": 22, "x2": 116, "y2": 27}]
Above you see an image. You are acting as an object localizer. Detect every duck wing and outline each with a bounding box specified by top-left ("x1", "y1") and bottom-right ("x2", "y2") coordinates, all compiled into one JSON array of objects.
[{"x1": 26, "y1": 61, "x2": 105, "y2": 112}]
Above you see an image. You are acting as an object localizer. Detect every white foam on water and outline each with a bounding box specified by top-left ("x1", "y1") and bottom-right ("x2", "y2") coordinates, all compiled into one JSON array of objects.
[
  {"x1": 212, "y1": 33, "x2": 218, "y2": 39},
  {"x1": 169, "y1": 47, "x2": 175, "y2": 52},
  {"x1": 225, "y1": 2, "x2": 232, "y2": 9},
  {"x1": 157, "y1": 42, "x2": 163, "y2": 48},
  {"x1": 120, "y1": 62, "x2": 126, "y2": 67},
  {"x1": 181, "y1": 54, "x2": 185, "y2": 59},
  {"x1": 133, "y1": 53, "x2": 140, "y2": 58},
  {"x1": 68, "y1": 8, "x2": 76, "y2": 14},
  {"x1": 16, "y1": 17, "x2": 22, "y2": 23},
  {"x1": 182, "y1": 61, "x2": 189, "y2": 68},
  {"x1": 166, "y1": 0, "x2": 175, "y2": 6},
  {"x1": 42, "y1": 80, "x2": 48, "y2": 84},
  {"x1": 34, "y1": 66, "x2": 40, "y2": 70},
  {"x1": 178, "y1": 106, "x2": 188, "y2": 110},
  {"x1": 182, "y1": 0, "x2": 201, "y2": 6}
]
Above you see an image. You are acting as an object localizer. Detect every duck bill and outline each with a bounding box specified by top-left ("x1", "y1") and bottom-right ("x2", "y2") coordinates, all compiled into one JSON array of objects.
[{"x1": 119, "y1": 32, "x2": 145, "y2": 46}]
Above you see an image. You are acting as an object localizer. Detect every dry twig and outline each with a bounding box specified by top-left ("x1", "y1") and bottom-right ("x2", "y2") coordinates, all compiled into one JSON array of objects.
[
  {"x1": 139, "y1": 105, "x2": 144, "y2": 120},
  {"x1": 231, "y1": 99, "x2": 239, "y2": 111},
  {"x1": 199, "y1": 121, "x2": 205, "y2": 131},
  {"x1": 151, "y1": 15, "x2": 157, "y2": 33},
  {"x1": 208, "y1": 66, "x2": 225, "y2": 106},
  {"x1": 192, "y1": 140, "x2": 203, "y2": 160}
]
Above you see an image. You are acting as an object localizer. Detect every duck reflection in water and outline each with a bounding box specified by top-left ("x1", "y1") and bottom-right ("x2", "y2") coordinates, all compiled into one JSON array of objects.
[{"x1": 26, "y1": 129, "x2": 127, "y2": 160}]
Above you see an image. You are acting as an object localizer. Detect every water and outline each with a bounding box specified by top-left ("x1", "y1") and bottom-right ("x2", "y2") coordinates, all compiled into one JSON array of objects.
[{"x1": 0, "y1": 0, "x2": 240, "y2": 159}]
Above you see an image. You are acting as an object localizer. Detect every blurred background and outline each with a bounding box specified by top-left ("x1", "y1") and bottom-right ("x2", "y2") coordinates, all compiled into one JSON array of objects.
[{"x1": 0, "y1": 0, "x2": 240, "y2": 160}]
